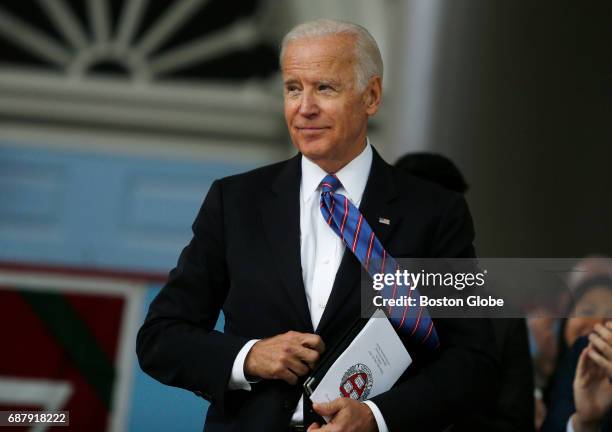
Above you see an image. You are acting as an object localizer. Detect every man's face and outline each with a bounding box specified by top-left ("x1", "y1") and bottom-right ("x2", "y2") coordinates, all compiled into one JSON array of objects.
[{"x1": 282, "y1": 34, "x2": 381, "y2": 172}]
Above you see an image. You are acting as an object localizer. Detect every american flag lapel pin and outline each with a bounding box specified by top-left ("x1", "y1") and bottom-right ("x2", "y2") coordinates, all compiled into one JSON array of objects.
[{"x1": 378, "y1": 217, "x2": 390, "y2": 225}]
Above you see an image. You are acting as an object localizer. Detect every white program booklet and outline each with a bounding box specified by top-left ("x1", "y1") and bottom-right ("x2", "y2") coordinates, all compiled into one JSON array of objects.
[{"x1": 308, "y1": 309, "x2": 412, "y2": 420}]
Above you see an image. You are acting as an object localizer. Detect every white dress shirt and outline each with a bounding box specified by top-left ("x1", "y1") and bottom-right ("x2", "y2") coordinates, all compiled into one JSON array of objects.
[{"x1": 227, "y1": 142, "x2": 389, "y2": 432}]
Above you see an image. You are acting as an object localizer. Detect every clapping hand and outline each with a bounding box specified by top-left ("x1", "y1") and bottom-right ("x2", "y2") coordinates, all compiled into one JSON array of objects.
[
  {"x1": 585, "y1": 322, "x2": 612, "y2": 378},
  {"x1": 572, "y1": 322, "x2": 612, "y2": 432}
]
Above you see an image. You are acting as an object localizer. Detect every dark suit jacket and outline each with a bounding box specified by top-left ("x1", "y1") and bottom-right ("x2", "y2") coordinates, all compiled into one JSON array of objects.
[
  {"x1": 542, "y1": 336, "x2": 610, "y2": 432},
  {"x1": 452, "y1": 318, "x2": 535, "y2": 432},
  {"x1": 136, "y1": 149, "x2": 499, "y2": 432}
]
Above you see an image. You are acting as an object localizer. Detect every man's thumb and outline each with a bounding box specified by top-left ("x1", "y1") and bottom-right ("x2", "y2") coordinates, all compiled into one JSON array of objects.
[{"x1": 313, "y1": 398, "x2": 344, "y2": 416}]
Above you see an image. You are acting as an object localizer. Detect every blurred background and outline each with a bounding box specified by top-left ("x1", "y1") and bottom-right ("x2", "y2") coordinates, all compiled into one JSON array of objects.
[{"x1": 0, "y1": 0, "x2": 609, "y2": 430}]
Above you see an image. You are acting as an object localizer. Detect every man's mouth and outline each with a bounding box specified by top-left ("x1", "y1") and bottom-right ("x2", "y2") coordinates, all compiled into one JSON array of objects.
[{"x1": 296, "y1": 126, "x2": 330, "y2": 131}]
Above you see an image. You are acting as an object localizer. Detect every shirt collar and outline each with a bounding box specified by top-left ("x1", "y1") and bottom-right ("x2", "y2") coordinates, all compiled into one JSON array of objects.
[{"x1": 301, "y1": 139, "x2": 373, "y2": 205}]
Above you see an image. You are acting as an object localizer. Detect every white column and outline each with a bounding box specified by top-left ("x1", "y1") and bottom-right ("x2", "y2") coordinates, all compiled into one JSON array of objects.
[{"x1": 388, "y1": 0, "x2": 443, "y2": 160}]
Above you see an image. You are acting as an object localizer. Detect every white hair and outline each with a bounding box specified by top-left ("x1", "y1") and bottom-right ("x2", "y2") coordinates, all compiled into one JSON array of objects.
[{"x1": 280, "y1": 19, "x2": 383, "y2": 91}]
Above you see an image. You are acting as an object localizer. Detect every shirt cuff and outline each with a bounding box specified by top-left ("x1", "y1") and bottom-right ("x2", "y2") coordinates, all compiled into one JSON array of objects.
[
  {"x1": 227, "y1": 339, "x2": 259, "y2": 391},
  {"x1": 363, "y1": 400, "x2": 389, "y2": 432}
]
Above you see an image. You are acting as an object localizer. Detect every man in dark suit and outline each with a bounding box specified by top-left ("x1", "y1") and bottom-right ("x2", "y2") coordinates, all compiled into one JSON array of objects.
[
  {"x1": 394, "y1": 152, "x2": 535, "y2": 431},
  {"x1": 136, "y1": 19, "x2": 498, "y2": 431}
]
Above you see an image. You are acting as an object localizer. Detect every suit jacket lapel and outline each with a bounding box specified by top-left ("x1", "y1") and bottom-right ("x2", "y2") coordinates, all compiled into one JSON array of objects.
[
  {"x1": 359, "y1": 149, "x2": 401, "y2": 246},
  {"x1": 259, "y1": 154, "x2": 314, "y2": 332},
  {"x1": 316, "y1": 149, "x2": 401, "y2": 334}
]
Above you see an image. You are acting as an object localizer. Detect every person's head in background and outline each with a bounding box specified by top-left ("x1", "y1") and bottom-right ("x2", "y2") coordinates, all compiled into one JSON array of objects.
[
  {"x1": 395, "y1": 152, "x2": 469, "y2": 194},
  {"x1": 567, "y1": 255, "x2": 612, "y2": 290},
  {"x1": 562, "y1": 276, "x2": 612, "y2": 351}
]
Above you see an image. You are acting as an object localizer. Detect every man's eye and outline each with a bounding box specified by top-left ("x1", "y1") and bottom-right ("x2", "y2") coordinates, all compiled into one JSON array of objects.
[{"x1": 318, "y1": 85, "x2": 333, "y2": 92}]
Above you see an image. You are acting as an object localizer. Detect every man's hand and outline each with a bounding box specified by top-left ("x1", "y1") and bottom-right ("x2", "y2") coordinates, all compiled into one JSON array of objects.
[
  {"x1": 244, "y1": 331, "x2": 325, "y2": 385},
  {"x1": 572, "y1": 327, "x2": 612, "y2": 432},
  {"x1": 307, "y1": 398, "x2": 377, "y2": 432}
]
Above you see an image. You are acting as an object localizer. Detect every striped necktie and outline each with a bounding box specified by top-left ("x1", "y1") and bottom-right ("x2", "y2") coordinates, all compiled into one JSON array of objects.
[{"x1": 319, "y1": 174, "x2": 439, "y2": 349}]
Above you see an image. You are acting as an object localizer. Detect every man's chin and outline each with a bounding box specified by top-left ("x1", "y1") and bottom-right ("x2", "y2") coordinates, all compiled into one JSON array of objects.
[{"x1": 294, "y1": 139, "x2": 330, "y2": 159}]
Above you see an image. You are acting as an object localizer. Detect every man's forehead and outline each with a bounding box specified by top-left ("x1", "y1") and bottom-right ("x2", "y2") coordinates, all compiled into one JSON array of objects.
[
  {"x1": 282, "y1": 55, "x2": 341, "y2": 75},
  {"x1": 281, "y1": 34, "x2": 356, "y2": 69}
]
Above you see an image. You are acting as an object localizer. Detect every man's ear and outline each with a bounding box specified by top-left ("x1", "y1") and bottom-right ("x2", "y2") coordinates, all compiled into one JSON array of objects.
[{"x1": 364, "y1": 76, "x2": 382, "y2": 116}]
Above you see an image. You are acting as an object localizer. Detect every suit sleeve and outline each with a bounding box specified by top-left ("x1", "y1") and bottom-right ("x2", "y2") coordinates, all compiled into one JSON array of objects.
[
  {"x1": 489, "y1": 319, "x2": 534, "y2": 432},
  {"x1": 136, "y1": 179, "x2": 250, "y2": 413},
  {"x1": 371, "y1": 193, "x2": 500, "y2": 431}
]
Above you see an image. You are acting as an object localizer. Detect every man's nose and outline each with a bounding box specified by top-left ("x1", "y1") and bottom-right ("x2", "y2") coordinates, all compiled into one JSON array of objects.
[{"x1": 299, "y1": 91, "x2": 319, "y2": 117}]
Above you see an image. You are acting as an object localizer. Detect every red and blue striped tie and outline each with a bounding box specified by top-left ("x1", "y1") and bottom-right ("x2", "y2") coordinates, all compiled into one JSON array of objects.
[{"x1": 319, "y1": 174, "x2": 439, "y2": 349}]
